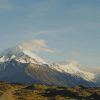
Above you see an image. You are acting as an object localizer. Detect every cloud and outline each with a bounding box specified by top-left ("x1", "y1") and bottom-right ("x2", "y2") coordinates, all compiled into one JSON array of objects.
[
  {"x1": 67, "y1": 60, "x2": 81, "y2": 67},
  {"x1": 20, "y1": 39, "x2": 57, "y2": 53}
]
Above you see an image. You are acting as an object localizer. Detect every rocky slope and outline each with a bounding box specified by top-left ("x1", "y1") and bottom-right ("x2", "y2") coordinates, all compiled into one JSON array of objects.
[{"x1": 0, "y1": 45, "x2": 99, "y2": 87}]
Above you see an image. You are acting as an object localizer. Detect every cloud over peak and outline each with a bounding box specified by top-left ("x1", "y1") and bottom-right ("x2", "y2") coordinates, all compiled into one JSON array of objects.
[{"x1": 20, "y1": 39, "x2": 56, "y2": 53}]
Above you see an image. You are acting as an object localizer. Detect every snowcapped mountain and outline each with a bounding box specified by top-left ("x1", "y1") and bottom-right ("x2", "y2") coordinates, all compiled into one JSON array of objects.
[
  {"x1": 0, "y1": 45, "x2": 46, "y2": 64},
  {"x1": 0, "y1": 45, "x2": 99, "y2": 87},
  {"x1": 49, "y1": 62, "x2": 95, "y2": 82}
]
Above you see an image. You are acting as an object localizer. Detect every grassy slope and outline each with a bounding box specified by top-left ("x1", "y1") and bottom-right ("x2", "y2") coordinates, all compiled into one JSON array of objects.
[{"x1": 0, "y1": 82, "x2": 100, "y2": 100}]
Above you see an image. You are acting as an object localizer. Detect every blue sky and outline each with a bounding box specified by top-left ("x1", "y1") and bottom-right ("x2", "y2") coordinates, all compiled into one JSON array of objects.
[{"x1": 0, "y1": 0, "x2": 100, "y2": 68}]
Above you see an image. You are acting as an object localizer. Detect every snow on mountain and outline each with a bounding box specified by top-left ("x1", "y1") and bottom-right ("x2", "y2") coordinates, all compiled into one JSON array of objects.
[
  {"x1": 49, "y1": 62, "x2": 95, "y2": 82},
  {"x1": 0, "y1": 45, "x2": 99, "y2": 87},
  {"x1": 0, "y1": 45, "x2": 46, "y2": 64},
  {"x1": 0, "y1": 56, "x2": 5, "y2": 63}
]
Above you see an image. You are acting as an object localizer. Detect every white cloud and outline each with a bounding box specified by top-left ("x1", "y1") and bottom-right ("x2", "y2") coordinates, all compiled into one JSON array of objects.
[{"x1": 20, "y1": 39, "x2": 57, "y2": 53}]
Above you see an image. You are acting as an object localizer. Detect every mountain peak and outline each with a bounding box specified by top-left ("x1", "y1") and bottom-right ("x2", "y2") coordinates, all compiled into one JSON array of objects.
[
  {"x1": 1, "y1": 45, "x2": 25, "y2": 56},
  {"x1": 0, "y1": 45, "x2": 46, "y2": 64},
  {"x1": 0, "y1": 45, "x2": 99, "y2": 87}
]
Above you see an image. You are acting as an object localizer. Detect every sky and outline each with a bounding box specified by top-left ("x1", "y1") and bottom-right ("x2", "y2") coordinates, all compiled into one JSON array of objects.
[{"x1": 0, "y1": 0, "x2": 100, "y2": 69}]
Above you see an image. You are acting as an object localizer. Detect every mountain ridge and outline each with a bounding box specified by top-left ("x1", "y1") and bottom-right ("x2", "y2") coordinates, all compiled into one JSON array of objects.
[{"x1": 0, "y1": 45, "x2": 99, "y2": 87}]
